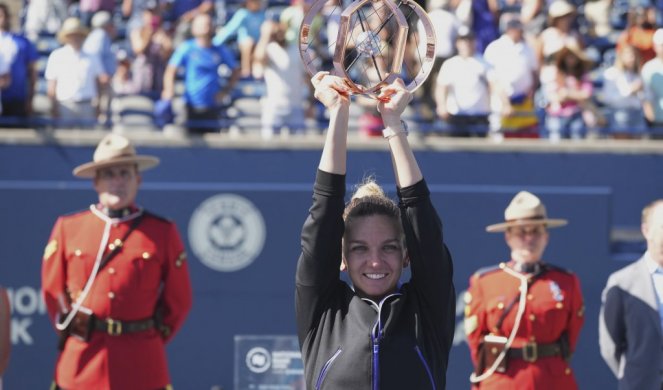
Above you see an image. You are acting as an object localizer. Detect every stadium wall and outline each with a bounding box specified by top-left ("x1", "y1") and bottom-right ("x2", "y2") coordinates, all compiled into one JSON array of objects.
[{"x1": 1, "y1": 139, "x2": 661, "y2": 389}]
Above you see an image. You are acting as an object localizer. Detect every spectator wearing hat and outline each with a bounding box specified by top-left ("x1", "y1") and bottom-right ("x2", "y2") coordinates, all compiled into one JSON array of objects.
[
  {"x1": 42, "y1": 133, "x2": 192, "y2": 390},
  {"x1": 0, "y1": 3, "x2": 38, "y2": 125},
  {"x1": 484, "y1": 16, "x2": 540, "y2": 137},
  {"x1": 599, "y1": 199, "x2": 663, "y2": 390},
  {"x1": 45, "y1": 17, "x2": 108, "y2": 127},
  {"x1": 535, "y1": 0, "x2": 584, "y2": 67},
  {"x1": 162, "y1": 13, "x2": 240, "y2": 134},
  {"x1": 464, "y1": 191, "x2": 584, "y2": 389},
  {"x1": 642, "y1": 28, "x2": 663, "y2": 132},
  {"x1": 435, "y1": 28, "x2": 499, "y2": 136},
  {"x1": 539, "y1": 43, "x2": 595, "y2": 140}
]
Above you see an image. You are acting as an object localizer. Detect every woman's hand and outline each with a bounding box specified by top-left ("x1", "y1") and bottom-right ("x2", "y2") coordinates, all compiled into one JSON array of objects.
[
  {"x1": 311, "y1": 71, "x2": 351, "y2": 110},
  {"x1": 377, "y1": 78, "x2": 412, "y2": 127}
]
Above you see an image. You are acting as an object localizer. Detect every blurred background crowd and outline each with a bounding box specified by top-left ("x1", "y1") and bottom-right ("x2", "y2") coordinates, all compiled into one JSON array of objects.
[{"x1": 0, "y1": 0, "x2": 662, "y2": 140}]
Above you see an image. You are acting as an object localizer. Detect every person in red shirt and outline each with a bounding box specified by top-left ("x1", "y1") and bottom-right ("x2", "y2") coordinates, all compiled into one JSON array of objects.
[
  {"x1": 464, "y1": 191, "x2": 584, "y2": 389},
  {"x1": 42, "y1": 134, "x2": 193, "y2": 390},
  {"x1": 616, "y1": 5, "x2": 659, "y2": 64}
]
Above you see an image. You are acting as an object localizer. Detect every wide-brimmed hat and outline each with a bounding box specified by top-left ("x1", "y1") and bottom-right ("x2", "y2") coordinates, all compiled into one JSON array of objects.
[
  {"x1": 548, "y1": 0, "x2": 575, "y2": 19},
  {"x1": 73, "y1": 134, "x2": 160, "y2": 178},
  {"x1": 554, "y1": 43, "x2": 593, "y2": 69},
  {"x1": 57, "y1": 17, "x2": 89, "y2": 43},
  {"x1": 486, "y1": 191, "x2": 568, "y2": 233}
]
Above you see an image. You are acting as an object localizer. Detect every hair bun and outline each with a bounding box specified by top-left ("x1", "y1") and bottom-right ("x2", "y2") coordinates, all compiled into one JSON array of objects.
[{"x1": 351, "y1": 180, "x2": 385, "y2": 200}]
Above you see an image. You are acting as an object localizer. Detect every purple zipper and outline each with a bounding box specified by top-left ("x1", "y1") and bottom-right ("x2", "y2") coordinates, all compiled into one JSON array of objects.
[
  {"x1": 315, "y1": 347, "x2": 342, "y2": 390},
  {"x1": 415, "y1": 345, "x2": 436, "y2": 390},
  {"x1": 372, "y1": 335, "x2": 380, "y2": 390}
]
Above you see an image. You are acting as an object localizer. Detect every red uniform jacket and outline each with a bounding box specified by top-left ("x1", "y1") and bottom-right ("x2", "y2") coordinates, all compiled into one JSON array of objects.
[
  {"x1": 42, "y1": 206, "x2": 193, "y2": 390},
  {"x1": 464, "y1": 261, "x2": 584, "y2": 390}
]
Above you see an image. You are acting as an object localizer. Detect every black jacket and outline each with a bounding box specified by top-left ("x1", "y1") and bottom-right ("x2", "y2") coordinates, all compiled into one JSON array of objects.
[{"x1": 296, "y1": 170, "x2": 455, "y2": 390}]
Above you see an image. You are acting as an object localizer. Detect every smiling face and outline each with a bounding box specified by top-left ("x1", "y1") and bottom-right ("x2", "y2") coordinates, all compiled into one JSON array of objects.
[
  {"x1": 342, "y1": 214, "x2": 408, "y2": 302},
  {"x1": 94, "y1": 163, "x2": 141, "y2": 210},
  {"x1": 505, "y1": 223, "x2": 549, "y2": 264}
]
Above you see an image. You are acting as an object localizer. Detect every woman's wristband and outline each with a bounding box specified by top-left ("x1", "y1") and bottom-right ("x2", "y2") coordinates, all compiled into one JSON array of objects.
[{"x1": 382, "y1": 119, "x2": 409, "y2": 139}]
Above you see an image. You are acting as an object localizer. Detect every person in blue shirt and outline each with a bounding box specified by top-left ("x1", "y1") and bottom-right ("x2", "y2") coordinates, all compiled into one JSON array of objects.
[
  {"x1": 0, "y1": 3, "x2": 38, "y2": 125},
  {"x1": 213, "y1": 0, "x2": 266, "y2": 78},
  {"x1": 162, "y1": 13, "x2": 240, "y2": 134}
]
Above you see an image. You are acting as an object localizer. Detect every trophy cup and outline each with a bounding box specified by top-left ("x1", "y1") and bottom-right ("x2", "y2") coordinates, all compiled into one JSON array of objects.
[{"x1": 299, "y1": 0, "x2": 437, "y2": 97}]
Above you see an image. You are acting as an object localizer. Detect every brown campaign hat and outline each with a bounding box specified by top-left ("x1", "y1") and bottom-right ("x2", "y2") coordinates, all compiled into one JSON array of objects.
[
  {"x1": 486, "y1": 191, "x2": 568, "y2": 233},
  {"x1": 73, "y1": 134, "x2": 160, "y2": 178}
]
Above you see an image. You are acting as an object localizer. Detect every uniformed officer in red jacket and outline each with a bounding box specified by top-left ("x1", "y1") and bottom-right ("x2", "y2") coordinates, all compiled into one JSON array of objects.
[
  {"x1": 464, "y1": 191, "x2": 584, "y2": 390},
  {"x1": 42, "y1": 134, "x2": 193, "y2": 390}
]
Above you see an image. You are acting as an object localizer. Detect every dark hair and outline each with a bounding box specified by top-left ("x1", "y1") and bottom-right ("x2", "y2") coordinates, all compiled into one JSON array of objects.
[
  {"x1": 554, "y1": 46, "x2": 590, "y2": 79},
  {"x1": 0, "y1": 3, "x2": 9, "y2": 30},
  {"x1": 343, "y1": 180, "x2": 403, "y2": 244}
]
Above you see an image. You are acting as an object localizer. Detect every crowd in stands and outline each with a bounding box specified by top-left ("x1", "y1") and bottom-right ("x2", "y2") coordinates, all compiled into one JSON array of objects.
[{"x1": 0, "y1": 0, "x2": 662, "y2": 140}]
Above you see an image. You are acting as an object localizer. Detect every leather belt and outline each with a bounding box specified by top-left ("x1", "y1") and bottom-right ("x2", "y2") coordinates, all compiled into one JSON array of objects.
[
  {"x1": 507, "y1": 341, "x2": 562, "y2": 362},
  {"x1": 92, "y1": 317, "x2": 156, "y2": 336}
]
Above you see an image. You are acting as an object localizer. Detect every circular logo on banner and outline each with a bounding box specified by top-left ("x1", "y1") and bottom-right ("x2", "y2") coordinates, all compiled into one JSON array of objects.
[
  {"x1": 246, "y1": 347, "x2": 271, "y2": 373},
  {"x1": 189, "y1": 194, "x2": 266, "y2": 272}
]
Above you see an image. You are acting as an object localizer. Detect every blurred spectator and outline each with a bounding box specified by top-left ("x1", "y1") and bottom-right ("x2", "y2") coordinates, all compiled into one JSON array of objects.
[
  {"x1": 616, "y1": 5, "x2": 658, "y2": 64},
  {"x1": 484, "y1": 17, "x2": 539, "y2": 137},
  {"x1": 130, "y1": 3, "x2": 173, "y2": 96},
  {"x1": 584, "y1": 0, "x2": 613, "y2": 40},
  {"x1": 279, "y1": 0, "x2": 305, "y2": 46},
  {"x1": 0, "y1": 3, "x2": 38, "y2": 125},
  {"x1": 83, "y1": 11, "x2": 116, "y2": 77},
  {"x1": 467, "y1": 0, "x2": 500, "y2": 54},
  {"x1": 540, "y1": 44, "x2": 594, "y2": 140},
  {"x1": 78, "y1": 0, "x2": 114, "y2": 27},
  {"x1": 45, "y1": 17, "x2": 107, "y2": 127},
  {"x1": 601, "y1": 44, "x2": 647, "y2": 138},
  {"x1": 165, "y1": 0, "x2": 213, "y2": 46},
  {"x1": 162, "y1": 13, "x2": 240, "y2": 134},
  {"x1": 112, "y1": 49, "x2": 142, "y2": 94},
  {"x1": 83, "y1": 11, "x2": 116, "y2": 126},
  {"x1": 642, "y1": 28, "x2": 663, "y2": 130},
  {"x1": 0, "y1": 52, "x2": 9, "y2": 116},
  {"x1": 23, "y1": 0, "x2": 69, "y2": 42},
  {"x1": 253, "y1": 20, "x2": 305, "y2": 139},
  {"x1": 213, "y1": 0, "x2": 266, "y2": 78},
  {"x1": 519, "y1": 0, "x2": 546, "y2": 39},
  {"x1": 123, "y1": 0, "x2": 168, "y2": 34},
  {"x1": 494, "y1": 0, "x2": 546, "y2": 43},
  {"x1": 535, "y1": 0, "x2": 584, "y2": 67},
  {"x1": 416, "y1": 0, "x2": 460, "y2": 121},
  {"x1": 435, "y1": 28, "x2": 497, "y2": 136}
]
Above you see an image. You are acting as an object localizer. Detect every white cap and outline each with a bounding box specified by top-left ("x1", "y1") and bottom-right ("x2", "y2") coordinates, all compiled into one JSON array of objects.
[{"x1": 653, "y1": 28, "x2": 663, "y2": 46}]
